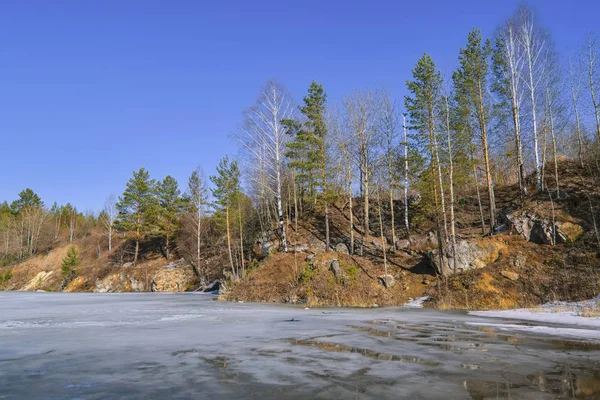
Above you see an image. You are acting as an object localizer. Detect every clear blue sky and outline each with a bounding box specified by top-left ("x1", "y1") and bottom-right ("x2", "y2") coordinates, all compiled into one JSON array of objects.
[{"x1": 1, "y1": 0, "x2": 598, "y2": 212}]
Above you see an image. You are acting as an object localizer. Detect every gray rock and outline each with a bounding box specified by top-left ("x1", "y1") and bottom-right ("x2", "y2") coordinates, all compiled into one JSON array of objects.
[
  {"x1": 502, "y1": 211, "x2": 583, "y2": 245},
  {"x1": 378, "y1": 274, "x2": 394, "y2": 288},
  {"x1": 335, "y1": 243, "x2": 349, "y2": 254},
  {"x1": 427, "y1": 239, "x2": 501, "y2": 276},
  {"x1": 294, "y1": 244, "x2": 310, "y2": 253},
  {"x1": 371, "y1": 239, "x2": 392, "y2": 252},
  {"x1": 329, "y1": 259, "x2": 344, "y2": 282},
  {"x1": 395, "y1": 239, "x2": 410, "y2": 250},
  {"x1": 122, "y1": 262, "x2": 133, "y2": 268}
]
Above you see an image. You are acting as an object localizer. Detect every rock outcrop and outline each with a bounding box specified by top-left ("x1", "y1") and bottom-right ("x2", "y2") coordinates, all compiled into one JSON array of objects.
[
  {"x1": 503, "y1": 211, "x2": 583, "y2": 245},
  {"x1": 335, "y1": 243, "x2": 349, "y2": 254},
  {"x1": 426, "y1": 239, "x2": 503, "y2": 276}
]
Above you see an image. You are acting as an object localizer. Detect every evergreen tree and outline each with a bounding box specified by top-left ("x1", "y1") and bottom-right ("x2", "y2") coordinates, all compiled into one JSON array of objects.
[
  {"x1": 10, "y1": 189, "x2": 43, "y2": 213},
  {"x1": 405, "y1": 54, "x2": 448, "y2": 275},
  {"x1": 210, "y1": 156, "x2": 241, "y2": 278},
  {"x1": 116, "y1": 168, "x2": 157, "y2": 265},
  {"x1": 60, "y1": 244, "x2": 80, "y2": 289},
  {"x1": 299, "y1": 81, "x2": 331, "y2": 251},
  {"x1": 453, "y1": 29, "x2": 497, "y2": 233},
  {"x1": 156, "y1": 175, "x2": 182, "y2": 260}
]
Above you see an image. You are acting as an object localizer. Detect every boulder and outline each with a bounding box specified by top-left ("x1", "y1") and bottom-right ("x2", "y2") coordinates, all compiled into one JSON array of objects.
[
  {"x1": 370, "y1": 239, "x2": 392, "y2": 252},
  {"x1": 500, "y1": 270, "x2": 520, "y2": 281},
  {"x1": 329, "y1": 259, "x2": 344, "y2": 282},
  {"x1": 503, "y1": 211, "x2": 583, "y2": 245},
  {"x1": 395, "y1": 239, "x2": 411, "y2": 251},
  {"x1": 293, "y1": 244, "x2": 310, "y2": 253},
  {"x1": 556, "y1": 222, "x2": 583, "y2": 243},
  {"x1": 426, "y1": 239, "x2": 502, "y2": 276},
  {"x1": 378, "y1": 274, "x2": 395, "y2": 288},
  {"x1": 335, "y1": 243, "x2": 349, "y2": 254}
]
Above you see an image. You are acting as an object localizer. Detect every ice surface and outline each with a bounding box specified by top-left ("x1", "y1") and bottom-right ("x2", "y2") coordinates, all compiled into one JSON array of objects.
[{"x1": 1, "y1": 292, "x2": 599, "y2": 399}]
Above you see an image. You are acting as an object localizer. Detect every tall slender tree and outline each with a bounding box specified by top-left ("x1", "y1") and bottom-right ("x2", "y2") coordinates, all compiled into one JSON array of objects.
[
  {"x1": 211, "y1": 156, "x2": 241, "y2": 278},
  {"x1": 186, "y1": 167, "x2": 208, "y2": 279},
  {"x1": 405, "y1": 54, "x2": 447, "y2": 275},
  {"x1": 454, "y1": 29, "x2": 497, "y2": 233}
]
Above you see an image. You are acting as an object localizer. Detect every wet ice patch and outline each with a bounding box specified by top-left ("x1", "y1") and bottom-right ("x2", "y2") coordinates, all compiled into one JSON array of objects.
[{"x1": 467, "y1": 322, "x2": 600, "y2": 340}]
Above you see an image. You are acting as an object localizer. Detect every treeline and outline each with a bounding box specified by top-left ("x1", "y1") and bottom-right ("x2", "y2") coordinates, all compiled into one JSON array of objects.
[{"x1": 2, "y1": 4, "x2": 600, "y2": 282}]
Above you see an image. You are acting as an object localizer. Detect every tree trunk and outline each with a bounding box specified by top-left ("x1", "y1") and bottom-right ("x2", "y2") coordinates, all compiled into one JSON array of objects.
[
  {"x1": 238, "y1": 198, "x2": 245, "y2": 277},
  {"x1": 377, "y1": 187, "x2": 388, "y2": 277},
  {"x1": 526, "y1": 45, "x2": 542, "y2": 192},
  {"x1": 403, "y1": 114, "x2": 410, "y2": 237},
  {"x1": 445, "y1": 97, "x2": 457, "y2": 274},
  {"x1": 477, "y1": 80, "x2": 496, "y2": 233},
  {"x1": 471, "y1": 143, "x2": 486, "y2": 234},
  {"x1": 348, "y1": 170, "x2": 354, "y2": 255},
  {"x1": 226, "y1": 205, "x2": 235, "y2": 278}
]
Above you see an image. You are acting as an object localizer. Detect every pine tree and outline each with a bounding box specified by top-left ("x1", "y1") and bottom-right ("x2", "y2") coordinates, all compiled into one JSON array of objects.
[
  {"x1": 116, "y1": 168, "x2": 157, "y2": 265},
  {"x1": 156, "y1": 175, "x2": 182, "y2": 260},
  {"x1": 405, "y1": 54, "x2": 447, "y2": 276},
  {"x1": 453, "y1": 29, "x2": 497, "y2": 233},
  {"x1": 61, "y1": 244, "x2": 80, "y2": 289},
  {"x1": 299, "y1": 81, "x2": 331, "y2": 251},
  {"x1": 210, "y1": 156, "x2": 241, "y2": 278}
]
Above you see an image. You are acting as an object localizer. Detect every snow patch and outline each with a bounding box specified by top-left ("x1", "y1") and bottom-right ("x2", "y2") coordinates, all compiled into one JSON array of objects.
[
  {"x1": 467, "y1": 322, "x2": 600, "y2": 339},
  {"x1": 404, "y1": 296, "x2": 430, "y2": 308}
]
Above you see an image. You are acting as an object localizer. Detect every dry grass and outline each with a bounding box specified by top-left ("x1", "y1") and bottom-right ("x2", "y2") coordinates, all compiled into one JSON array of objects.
[{"x1": 224, "y1": 250, "x2": 432, "y2": 307}]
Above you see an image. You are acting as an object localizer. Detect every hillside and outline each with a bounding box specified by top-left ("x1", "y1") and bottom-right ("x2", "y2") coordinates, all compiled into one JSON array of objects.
[
  {"x1": 224, "y1": 160, "x2": 600, "y2": 309},
  {"x1": 1, "y1": 161, "x2": 599, "y2": 311}
]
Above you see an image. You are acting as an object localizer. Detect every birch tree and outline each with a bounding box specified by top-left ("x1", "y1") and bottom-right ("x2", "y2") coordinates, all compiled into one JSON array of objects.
[
  {"x1": 343, "y1": 89, "x2": 381, "y2": 255},
  {"x1": 380, "y1": 92, "x2": 400, "y2": 251},
  {"x1": 568, "y1": 53, "x2": 585, "y2": 166},
  {"x1": 186, "y1": 167, "x2": 208, "y2": 280},
  {"x1": 519, "y1": 6, "x2": 546, "y2": 192},
  {"x1": 237, "y1": 81, "x2": 292, "y2": 252},
  {"x1": 99, "y1": 195, "x2": 118, "y2": 253},
  {"x1": 493, "y1": 19, "x2": 527, "y2": 200},
  {"x1": 584, "y1": 32, "x2": 600, "y2": 143}
]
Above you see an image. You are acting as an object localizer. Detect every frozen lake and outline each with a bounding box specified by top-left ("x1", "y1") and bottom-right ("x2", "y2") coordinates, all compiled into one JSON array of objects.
[{"x1": 1, "y1": 292, "x2": 599, "y2": 399}]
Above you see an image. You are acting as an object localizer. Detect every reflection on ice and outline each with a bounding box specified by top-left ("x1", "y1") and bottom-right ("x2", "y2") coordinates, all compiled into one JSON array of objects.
[{"x1": 1, "y1": 292, "x2": 599, "y2": 399}]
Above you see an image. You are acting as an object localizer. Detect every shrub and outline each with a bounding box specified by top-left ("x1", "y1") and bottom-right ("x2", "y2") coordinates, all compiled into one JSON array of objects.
[
  {"x1": 299, "y1": 263, "x2": 317, "y2": 284},
  {"x1": 61, "y1": 245, "x2": 80, "y2": 289}
]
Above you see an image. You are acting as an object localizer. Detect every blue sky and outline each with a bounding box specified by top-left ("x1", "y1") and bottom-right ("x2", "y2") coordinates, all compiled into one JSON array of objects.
[{"x1": 1, "y1": 0, "x2": 598, "y2": 212}]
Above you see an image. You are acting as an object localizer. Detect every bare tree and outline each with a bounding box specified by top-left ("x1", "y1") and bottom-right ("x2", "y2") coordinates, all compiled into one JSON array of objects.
[
  {"x1": 343, "y1": 89, "x2": 381, "y2": 255},
  {"x1": 584, "y1": 32, "x2": 600, "y2": 144},
  {"x1": 519, "y1": 6, "x2": 546, "y2": 192},
  {"x1": 380, "y1": 91, "x2": 400, "y2": 251},
  {"x1": 100, "y1": 195, "x2": 118, "y2": 253},
  {"x1": 494, "y1": 18, "x2": 527, "y2": 199},
  {"x1": 237, "y1": 81, "x2": 292, "y2": 252},
  {"x1": 402, "y1": 114, "x2": 410, "y2": 236},
  {"x1": 444, "y1": 95, "x2": 457, "y2": 274},
  {"x1": 186, "y1": 167, "x2": 208, "y2": 281},
  {"x1": 569, "y1": 53, "x2": 586, "y2": 166}
]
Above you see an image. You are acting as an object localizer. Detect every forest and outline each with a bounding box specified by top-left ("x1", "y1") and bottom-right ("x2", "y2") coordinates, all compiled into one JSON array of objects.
[{"x1": 1, "y1": 5, "x2": 600, "y2": 308}]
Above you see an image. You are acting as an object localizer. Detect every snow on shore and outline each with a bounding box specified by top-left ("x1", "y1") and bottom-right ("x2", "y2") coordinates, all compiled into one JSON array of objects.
[{"x1": 468, "y1": 296, "x2": 600, "y2": 339}]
